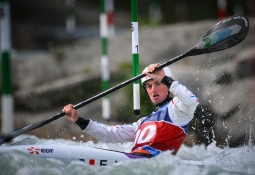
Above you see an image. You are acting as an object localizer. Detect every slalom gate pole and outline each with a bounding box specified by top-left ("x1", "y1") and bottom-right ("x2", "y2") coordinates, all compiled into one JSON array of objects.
[
  {"x1": 100, "y1": 0, "x2": 111, "y2": 120},
  {"x1": 0, "y1": 0, "x2": 13, "y2": 135},
  {"x1": 217, "y1": 0, "x2": 227, "y2": 19},
  {"x1": 65, "y1": 0, "x2": 75, "y2": 34},
  {"x1": 131, "y1": 0, "x2": 140, "y2": 116},
  {"x1": 106, "y1": 0, "x2": 115, "y2": 38},
  {"x1": 233, "y1": 0, "x2": 244, "y2": 15}
]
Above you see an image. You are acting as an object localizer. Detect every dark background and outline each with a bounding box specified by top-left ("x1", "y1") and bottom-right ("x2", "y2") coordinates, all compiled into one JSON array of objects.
[{"x1": 9, "y1": 0, "x2": 255, "y2": 50}]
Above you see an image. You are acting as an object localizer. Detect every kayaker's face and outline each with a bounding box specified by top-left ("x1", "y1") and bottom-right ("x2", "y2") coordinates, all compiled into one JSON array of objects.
[{"x1": 144, "y1": 79, "x2": 169, "y2": 105}]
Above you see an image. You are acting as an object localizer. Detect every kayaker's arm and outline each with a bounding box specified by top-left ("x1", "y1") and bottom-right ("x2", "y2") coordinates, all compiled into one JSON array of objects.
[
  {"x1": 168, "y1": 81, "x2": 199, "y2": 125},
  {"x1": 83, "y1": 119, "x2": 138, "y2": 143},
  {"x1": 62, "y1": 104, "x2": 137, "y2": 142}
]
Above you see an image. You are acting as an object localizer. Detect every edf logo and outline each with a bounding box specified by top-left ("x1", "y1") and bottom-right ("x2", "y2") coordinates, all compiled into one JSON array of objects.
[
  {"x1": 28, "y1": 146, "x2": 40, "y2": 154},
  {"x1": 27, "y1": 146, "x2": 54, "y2": 155}
]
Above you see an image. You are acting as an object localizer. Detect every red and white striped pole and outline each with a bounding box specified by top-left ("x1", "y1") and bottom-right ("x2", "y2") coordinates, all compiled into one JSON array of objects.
[
  {"x1": 106, "y1": 0, "x2": 114, "y2": 38},
  {"x1": 217, "y1": 0, "x2": 227, "y2": 19}
]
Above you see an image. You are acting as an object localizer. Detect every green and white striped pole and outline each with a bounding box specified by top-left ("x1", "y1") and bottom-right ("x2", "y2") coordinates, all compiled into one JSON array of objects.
[
  {"x1": 0, "y1": 0, "x2": 13, "y2": 135},
  {"x1": 234, "y1": 0, "x2": 244, "y2": 15},
  {"x1": 65, "y1": 0, "x2": 75, "y2": 34},
  {"x1": 100, "y1": 0, "x2": 110, "y2": 120},
  {"x1": 131, "y1": 0, "x2": 140, "y2": 116}
]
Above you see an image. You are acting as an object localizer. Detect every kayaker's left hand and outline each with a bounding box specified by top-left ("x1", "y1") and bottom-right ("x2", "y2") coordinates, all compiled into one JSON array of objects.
[{"x1": 62, "y1": 104, "x2": 79, "y2": 123}]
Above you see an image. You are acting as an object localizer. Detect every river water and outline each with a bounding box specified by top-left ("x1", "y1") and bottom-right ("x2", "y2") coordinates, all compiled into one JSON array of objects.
[{"x1": 0, "y1": 134, "x2": 255, "y2": 175}]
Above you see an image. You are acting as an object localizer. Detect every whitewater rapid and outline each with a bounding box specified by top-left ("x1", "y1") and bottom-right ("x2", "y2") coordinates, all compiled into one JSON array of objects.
[{"x1": 0, "y1": 134, "x2": 255, "y2": 175}]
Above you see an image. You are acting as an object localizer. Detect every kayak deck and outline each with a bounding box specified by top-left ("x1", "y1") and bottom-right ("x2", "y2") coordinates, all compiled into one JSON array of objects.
[{"x1": 0, "y1": 144, "x2": 145, "y2": 166}]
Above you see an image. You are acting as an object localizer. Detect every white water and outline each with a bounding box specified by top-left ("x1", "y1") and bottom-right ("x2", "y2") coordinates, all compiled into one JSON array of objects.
[{"x1": 1, "y1": 135, "x2": 255, "y2": 175}]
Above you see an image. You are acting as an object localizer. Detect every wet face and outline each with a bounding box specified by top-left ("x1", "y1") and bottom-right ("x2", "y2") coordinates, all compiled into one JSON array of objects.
[{"x1": 144, "y1": 79, "x2": 169, "y2": 105}]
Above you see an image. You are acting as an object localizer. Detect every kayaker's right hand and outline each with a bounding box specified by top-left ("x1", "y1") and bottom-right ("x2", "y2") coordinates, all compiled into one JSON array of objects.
[
  {"x1": 62, "y1": 104, "x2": 79, "y2": 123},
  {"x1": 144, "y1": 63, "x2": 165, "y2": 82}
]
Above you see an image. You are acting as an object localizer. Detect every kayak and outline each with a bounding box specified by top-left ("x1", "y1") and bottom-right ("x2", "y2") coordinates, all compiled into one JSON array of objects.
[
  {"x1": 0, "y1": 137, "x2": 144, "y2": 166},
  {"x1": 3, "y1": 137, "x2": 255, "y2": 175},
  {"x1": 0, "y1": 137, "x2": 206, "y2": 167},
  {"x1": 0, "y1": 144, "x2": 145, "y2": 166}
]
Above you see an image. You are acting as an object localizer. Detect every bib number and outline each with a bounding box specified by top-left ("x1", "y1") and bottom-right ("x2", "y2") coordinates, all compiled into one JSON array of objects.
[{"x1": 134, "y1": 124, "x2": 156, "y2": 146}]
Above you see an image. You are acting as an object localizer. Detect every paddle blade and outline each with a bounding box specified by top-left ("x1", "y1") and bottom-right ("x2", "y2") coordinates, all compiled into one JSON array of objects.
[
  {"x1": 0, "y1": 112, "x2": 65, "y2": 145},
  {"x1": 185, "y1": 15, "x2": 249, "y2": 57}
]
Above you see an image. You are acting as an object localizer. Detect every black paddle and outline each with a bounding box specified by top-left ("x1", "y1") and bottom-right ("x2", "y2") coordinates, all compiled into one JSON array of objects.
[{"x1": 0, "y1": 15, "x2": 249, "y2": 145}]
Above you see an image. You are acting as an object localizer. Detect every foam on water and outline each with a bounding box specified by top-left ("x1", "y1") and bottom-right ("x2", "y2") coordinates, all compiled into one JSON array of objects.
[{"x1": 0, "y1": 135, "x2": 255, "y2": 175}]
